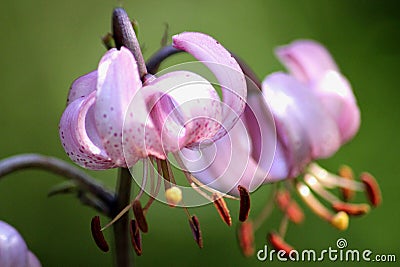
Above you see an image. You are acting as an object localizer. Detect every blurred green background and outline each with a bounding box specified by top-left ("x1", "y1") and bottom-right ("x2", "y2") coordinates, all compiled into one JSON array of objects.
[{"x1": 0, "y1": 0, "x2": 399, "y2": 266}]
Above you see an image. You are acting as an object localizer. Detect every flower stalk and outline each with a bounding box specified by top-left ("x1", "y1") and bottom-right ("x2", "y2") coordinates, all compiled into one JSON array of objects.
[{"x1": 112, "y1": 168, "x2": 133, "y2": 266}]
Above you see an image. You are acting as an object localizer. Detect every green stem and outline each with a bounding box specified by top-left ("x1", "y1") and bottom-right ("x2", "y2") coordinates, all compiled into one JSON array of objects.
[{"x1": 112, "y1": 168, "x2": 133, "y2": 267}]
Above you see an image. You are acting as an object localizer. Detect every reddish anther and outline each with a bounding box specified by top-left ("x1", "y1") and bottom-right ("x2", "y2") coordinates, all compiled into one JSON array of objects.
[
  {"x1": 90, "y1": 216, "x2": 109, "y2": 252},
  {"x1": 129, "y1": 219, "x2": 142, "y2": 256},
  {"x1": 212, "y1": 194, "x2": 232, "y2": 226},
  {"x1": 189, "y1": 215, "x2": 203, "y2": 248},
  {"x1": 361, "y1": 173, "x2": 382, "y2": 207},
  {"x1": 132, "y1": 200, "x2": 149, "y2": 233},
  {"x1": 238, "y1": 185, "x2": 251, "y2": 222},
  {"x1": 238, "y1": 221, "x2": 255, "y2": 257}
]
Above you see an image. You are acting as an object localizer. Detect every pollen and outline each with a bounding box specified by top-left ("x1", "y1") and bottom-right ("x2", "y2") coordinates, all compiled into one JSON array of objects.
[
  {"x1": 331, "y1": 211, "x2": 349, "y2": 231},
  {"x1": 165, "y1": 186, "x2": 182, "y2": 206}
]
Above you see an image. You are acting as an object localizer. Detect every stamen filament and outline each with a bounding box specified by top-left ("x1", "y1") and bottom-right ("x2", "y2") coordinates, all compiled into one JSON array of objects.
[
  {"x1": 190, "y1": 182, "x2": 213, "y2": 202},
  {"x1": 158, "y1": 159, "x2": 172, "y2": 190},
  {"x1": 304, "y1": 174, "x2": 370, "y2": 216},
  {"x1": 191, "y1": 176, "x2": 238, "y2": 200},
  {"x1": 252, "y1": 184, "x2": 277, "y2": 230},
  {"x1": 304, "y1": 174, "x2": 341, "y2": 203},
  {"x1": 296, "y1": 182, "x2": 349, "y2": 230},
  {"x1": 308, "y1": 163, "x2": 364, "y2": 191},
  {"x1": 143, "y1": 168, "x2": 162, "y2": 212},
  {"x1": 338, "y1": 165, "x2": 355, "y2": 201},
  {"x1": 172, "y1": 153, "x2": 237, "y2": 199},
  {"x1": 135, "y1": 159, "x2": 148, "y2": 201},
  {"x1": 101, "y1": 202, "x2": 133, "y2": 232},
  {"x1": 279, "y1": 215, "x2": 289, "y2": 238},
  {"x1": 296, "y1": 182, "x2": 332, "y2": 222}
]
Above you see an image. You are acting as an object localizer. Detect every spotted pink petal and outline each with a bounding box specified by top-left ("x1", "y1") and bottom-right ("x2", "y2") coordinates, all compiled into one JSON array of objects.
[
  {"x1": 262, "y1": 72, "x2": 341, "y2": 177},
  {"x1": 179, "y1": 115, "x2": 268, "y2": 196},
  {"x1": 143, "y1": 71, "x2": 222, "y2": 152},
  {"x1": 172, "y1": 32, "x2": 247, "y2": 140},
  {"x1": 59, "y1": 92, "x2": 115, "y2": 170},
  {"x1": 122, "y1": 87, "x2": 164, "y2": 164},
  {"x1": 94, "y1": 47, "x2": 143, "y2": 167},
  {"x1": 67, "y1": 70, "x2": 98, "y2": 105},
  {"x1": 276, "y1": 40, "x2": 360, "y2": 142},
  {"x1": 180, "y1": 92, "x2": 279, "y2": 195}
]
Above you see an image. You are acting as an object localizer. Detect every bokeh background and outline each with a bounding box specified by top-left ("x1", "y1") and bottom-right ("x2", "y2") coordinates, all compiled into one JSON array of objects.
[{"x1": 0, "y1": 0, "x2": 399, "y2": 266}]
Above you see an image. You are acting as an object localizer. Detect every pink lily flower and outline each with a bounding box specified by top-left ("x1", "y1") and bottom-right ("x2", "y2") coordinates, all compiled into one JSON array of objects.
[
  {"x1": 183, "y1": 39, "x2": 362, "y2": 194},
  {"x1": 275, "y1": 39, "x2": 360, "y2": 144},
  {"x1": 59, "y1": 32, "x2": 246, "y2": 170},
  {"x1": 185, "y1": 39, "x2": 380, "y2": 256},
  {"x1": 0, "y1": 221, "x2": 41, "y2": 267}
]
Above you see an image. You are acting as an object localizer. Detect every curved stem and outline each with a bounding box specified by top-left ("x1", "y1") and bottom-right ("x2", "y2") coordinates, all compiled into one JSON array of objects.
[
  {"x1": 146, "y1": 45, "x2": 181, "y2": 74},
  {"x1": 0, "y1": 153, "x2": 115, "y2": 211},
  {"x1": 231, "y1": 53, "x2": 262, "y2": 91},
  {"x1": 145, "y1": 45, "x2": 262, "y2": 93},
  {"x1": 112, "y1": 168, "x2": 133, "y2": 267}
]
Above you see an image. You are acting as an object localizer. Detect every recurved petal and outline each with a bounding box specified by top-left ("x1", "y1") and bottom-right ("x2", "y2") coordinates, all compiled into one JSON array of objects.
[
  {"x1": 262, "y1": 73, "x2": 341, "y2": 175},
  {"x1": 94, "y1": 47, "x2": 143, "y2": 167},
  {"x1": 143, "y1": 71, "x2": 222, "y2": 153},
  {"x1": 27, "y1": 251, "x2": 41, "y2": 267},
  {"x1": 67, "y1": 71, "x2": 98, "y2": 105},
  {"x1": 172, "y1": 32, "x2": 247, "y2": 139},
  {"x1": 0, "y1": 221, "x2": 29, "y2": 267},
  {"x1": 275, "y1": 39, "x2": 339, "y2": 83},
  {"x1": 59, "y1": 92, "x2": 115, "y2": 170},
  {"x1": 244, "y1": 89, "x2": 277, "y2": 183},
  {"x1": 180, "y1": 115, "x2": 268, "y2": 196},
  {"x1": 276, "y1": 40, "x2": 360, "y2": 143},
  {"x1": 313, "y1": 71, "x2": 360, "y2": 143},
  {"x1": 123, "y1": 88, "x2": 165, "y2": 163}
]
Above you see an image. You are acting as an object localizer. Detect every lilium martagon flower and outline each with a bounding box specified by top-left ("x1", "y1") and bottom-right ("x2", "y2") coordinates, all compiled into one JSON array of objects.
[
  {"x1": 0, "y1": 220, "x2": 41, "y2": 267},
  {"x1": 59, "y1": 9, "x2": 248, "y2": 253},
  {"x1": 180, "y1": 40, "x2": 382, "y2": 256}
]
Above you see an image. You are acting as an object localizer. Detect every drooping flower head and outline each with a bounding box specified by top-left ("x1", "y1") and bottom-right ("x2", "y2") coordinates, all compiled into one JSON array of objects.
[
  {"x1": 59, "y1": 8, "x2": 249, "y2": 253},
  {"x1": 59, "y1": 32, "x2": 246, "y2": 170},
  {"x1": 0, "y1": 221, "x2": 41, "y2": 267},
  {"x1": 178, "y1": 39, "x2": 381, "y2": 255}
]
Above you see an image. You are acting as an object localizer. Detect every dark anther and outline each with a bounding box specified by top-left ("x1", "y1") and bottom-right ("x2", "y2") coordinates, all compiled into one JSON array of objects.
[
  {"x1": 129, "y1": 219, "x2": 142, "y2": 256},
  {"x1": 90, "y1": 216, "x2": 109, "y2": 252},
  {"x1": 238, "y1": 185, "x2": 251, "y2": 222},
  {"x1": 132, "y1": 200, "x2": 149, "y2": 233},
  {"x1": 189, "y1": 215, "x2": 203, "y2": 248},
  {"x1": 212, "y1": 194, "x2": 232, "y2": 226}
]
